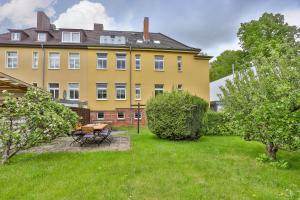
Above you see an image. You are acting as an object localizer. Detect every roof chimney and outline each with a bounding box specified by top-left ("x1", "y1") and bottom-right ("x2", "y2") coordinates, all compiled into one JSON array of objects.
[
  {"x1": 94, "y1": 23, "x2": 104, "y2": 32},
  {"x1": 37, "y1": 11, "x2": 50, "y2": 30},
  {"x1": 143, "y1": 17, "x2": 150, "y2": 41}
]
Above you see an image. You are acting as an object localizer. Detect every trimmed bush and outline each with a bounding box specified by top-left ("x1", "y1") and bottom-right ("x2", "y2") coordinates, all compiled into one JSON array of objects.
[
  {"x1": 146, "y1": 90, "x2": 208, "y2": 140},
  {"x1": 204, "y1": 111, "x2": 233, "y2": 135}
]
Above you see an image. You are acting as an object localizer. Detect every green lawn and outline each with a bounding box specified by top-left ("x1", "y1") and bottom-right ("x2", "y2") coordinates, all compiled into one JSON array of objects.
[{"x1": 0, "y1": 128, "x2": 299, "y2": 200}]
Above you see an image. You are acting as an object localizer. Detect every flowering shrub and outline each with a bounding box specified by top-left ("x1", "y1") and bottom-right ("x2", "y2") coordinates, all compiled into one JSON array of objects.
[{"x1": 0, "y1": 87, "x2": 78, "y2": 164}]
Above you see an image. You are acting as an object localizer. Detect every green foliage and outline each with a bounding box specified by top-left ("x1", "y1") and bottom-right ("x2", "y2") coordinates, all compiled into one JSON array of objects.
[
  {"x1": 238, "y1": 13, "x2": 299, "y2": 60},
  {"x1": 146, "y1": 90, "x2": 208, "y2": 140},
  {"x1": 0, "y1": 87, "x2": 78, "y2": 164},
  {"x1": 209, "y1": 12, "x2": 299, "y2": 81},
  {"x1": 210, "y1": 50, "x2": 246, "y2": 81},
  {"x1": 220, "y1": 50, "x2": 300, "y2": 160},
  {"x1": 204, "y1": 111, "x2": 233, "y2": 135}
]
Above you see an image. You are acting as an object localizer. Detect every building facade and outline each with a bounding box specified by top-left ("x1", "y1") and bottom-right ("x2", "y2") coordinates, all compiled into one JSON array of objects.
[{"x1": 0, "y1": 12, "x2": 211, "y2": 125}]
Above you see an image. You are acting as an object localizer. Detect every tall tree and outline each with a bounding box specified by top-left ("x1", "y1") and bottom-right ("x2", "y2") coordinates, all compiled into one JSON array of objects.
[
  {"x1": 210, "y1": 50, "x2": 246, "y2": 81},
  {"x1": 238, "y1": 13, "x2": 299, "y2": 60},
  {"x1": 210, "y1": 13, "x2": 299, "y2": 81}
]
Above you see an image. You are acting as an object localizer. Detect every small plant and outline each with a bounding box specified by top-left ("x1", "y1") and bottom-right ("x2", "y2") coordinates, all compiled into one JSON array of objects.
[
  {"x1": 146, "y1": 90, "x2": 208, "y2": 140},
  {"x1": 256, "y1": 153, "x2": 289, "y2": 169}
]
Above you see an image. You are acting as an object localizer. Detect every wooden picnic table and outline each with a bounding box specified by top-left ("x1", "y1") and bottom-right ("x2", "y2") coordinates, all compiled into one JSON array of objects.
[{"x1": 71, "y1": 123, "x2": 111, "y2": 146}]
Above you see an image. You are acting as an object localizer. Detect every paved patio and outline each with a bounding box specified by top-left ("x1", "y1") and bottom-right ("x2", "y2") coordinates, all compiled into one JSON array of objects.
[{"x1": 22, "y1": 131, "x2": 130, "y2": 153}]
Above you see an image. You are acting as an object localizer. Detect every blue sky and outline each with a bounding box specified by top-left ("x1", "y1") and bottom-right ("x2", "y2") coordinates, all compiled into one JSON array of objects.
[{"x1": 0, "y1": 0, "x2": 299, "y2": 57}]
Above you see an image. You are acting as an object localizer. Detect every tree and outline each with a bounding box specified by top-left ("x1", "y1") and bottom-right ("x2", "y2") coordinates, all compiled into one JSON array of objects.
[
  {"x1": 210, "y1": 50, "x2": 246, "y2": 81},
  {"x1": 220, "y1": 50, "x2": 300, "y2": 160},
  {"x1": 238, "y1": 13, "x2": 299, "y2": 61},
  {"x1": 210, "y1": 13, "x2": 299, "y2": 81},
  {"x1": 0, "y1": 87, "x2": 78, "y2": 164}
]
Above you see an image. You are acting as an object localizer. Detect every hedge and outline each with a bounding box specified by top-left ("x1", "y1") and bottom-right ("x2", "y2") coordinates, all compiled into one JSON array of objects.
[
  {"x1": 204, "y1": 111, "x2": 233, "y2": 135},
  {"x1": 146, "y1": 90, "x2": 208, "y2": 140}
]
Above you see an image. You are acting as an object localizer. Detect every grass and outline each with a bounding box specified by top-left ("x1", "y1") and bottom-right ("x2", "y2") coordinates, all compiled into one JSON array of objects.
[{"x1": 0, "y1": 128, "x2": 299, "y2": 200}]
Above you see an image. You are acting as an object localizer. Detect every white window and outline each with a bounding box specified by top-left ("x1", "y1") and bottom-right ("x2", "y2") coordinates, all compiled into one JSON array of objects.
[
  {"x1": 62, "y1": 32, "x2": 80, "y2": 43},
  {"x1": 116, "y1": 53, "x2": 126, "y2": 70},
  {"x1": 115, "y1": 83, "x2": 126, "y2": 100},
  {"x1": 134, "y1": 112, "x2": 142, "y2": 120},
  {"x1": 11, "y1": 32, "x2": 20, "y2": 41},
  {"x1": 97, "y1": 53, "x2": 107, "y2": 69},
  {"x1": 155, "y1": 84, "x2": 164, "y2": 96},
  {"x1": 177, "y1": 84, "x2": 183, "y2": 91},
  {"x1": 135, "y1": 55, "x2": 141, "y2": 70},
  {"x1": 177, "y1": 56, "x2": 183, "y2": 71},
  {"x1": 97, "y1": 112, "x2": 105, "y2": 120},
  {"x1": 117, "y1": 112, "x2": 125, "y2": 120},
  {"x1": 37, "y1": 33, "x2": 46, "y2": 42},
  {"x1": 96, "y1": 83, "x2": 107, "y2": 100},
  {"x1": 32, "y1": 52, "x2": 38, "y2": 69},
  {"x1": 49, "y1": 53, "x2": 60, "y2": 69},
  {"x1": 68, "y1": 83, "x2": 79, "y2": 100},
  {"x1": 48, "y1": 83, "x2": 59, "y2": 99},
  {"x1": 6, "y1": 51, "x2": 18, "y2": 68},
  {"x1": 135, "y1": 84, "x2": 141, "y2": 100},
  {"x1": 155, "y1": 56, "x2": 164, "y2": 71},
  {"x1": 69, "y1": 53, "x2": 80, "y2": 69}
]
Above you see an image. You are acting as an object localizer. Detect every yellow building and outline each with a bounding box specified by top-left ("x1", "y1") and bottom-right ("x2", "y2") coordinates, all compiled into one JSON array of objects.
[{"x1": 0, "y1": 12, "x2": 211, "y2": 125}]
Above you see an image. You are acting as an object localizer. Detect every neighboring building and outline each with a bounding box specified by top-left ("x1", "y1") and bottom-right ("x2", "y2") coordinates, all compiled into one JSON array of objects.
[
  {"x1": 0, "y1": 11, "x2": 211, "y2": 125},
  {"x1": 210, "y1": 74, "x2": 233, "y2": 112}
]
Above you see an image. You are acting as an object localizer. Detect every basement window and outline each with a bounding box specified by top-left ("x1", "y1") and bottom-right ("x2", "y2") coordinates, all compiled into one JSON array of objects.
[
  {"x1": 117, "y1": 112, "x2": 125, "y2": 120},
  {"x1": 97, "y1": 112, "x2": 105, "y2": 120}
]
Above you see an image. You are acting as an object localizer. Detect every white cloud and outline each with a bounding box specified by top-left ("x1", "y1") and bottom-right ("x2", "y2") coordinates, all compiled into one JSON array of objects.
[
  {"x1": 54, "y1": 0, "x2": 132, "y2": 30},
  {"x1": 0, "y1": 0, "x2": 56, "y2": 28},
  {"x1": 284, "y1": 9, "x2": 300, "y2": 27}
]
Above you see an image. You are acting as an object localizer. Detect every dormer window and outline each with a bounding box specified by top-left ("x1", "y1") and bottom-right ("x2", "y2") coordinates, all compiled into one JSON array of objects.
[
  {"x1": 37, "y1": 33, "x2": 47, "y2": 42},
  {"x1": 11, "y1": 32, "x2": 20, "y2": 41},
  {"x1": 62, "y1": 32, "x2": 80, "y2": 43}
]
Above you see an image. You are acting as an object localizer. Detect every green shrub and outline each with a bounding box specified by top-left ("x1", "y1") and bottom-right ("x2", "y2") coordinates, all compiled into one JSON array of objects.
[
  {"x1": 204, "y1": 111, "x2": 232, "y2": 135},
  {"x1": 146, "y1": 90, "x2": 208, "y2": 140}
]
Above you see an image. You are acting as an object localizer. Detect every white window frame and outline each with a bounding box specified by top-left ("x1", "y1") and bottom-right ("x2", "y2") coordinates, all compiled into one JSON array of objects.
[
  {"x1": 135, "y1": 84, "x2": 141, "y2": 100},
  {"x1": 97, "y1": 53, "x2": 107, "y2": 69},
  {"x1": 37, "y1": 33, "x2": 47, "y2": 42},
  {"x1": 155, "y1": 84, "x2": 164, "y2": 96},
  {"x1": 11, "y1": 32, "x2": 20, "y2": 41},
  {"x1": 96, "y1": 83, "x2": 108, "y2": 100},
  {"x1": 115, "y1": 83, "x2": 126, "y2": 100},
  {"x1": 155, "y1": 55, "x2": 164, "y2": 71},
  {"x1": 117, "y1": 112, "x2": 125, "y2": 120},
  {"x1": 68, "y1": 53, "x2": 80, "y2": 69},
  {"x1": 32, "y1": 52, "x2": 38, "y2": 69},
  {"x1": 68, "y1": 83, "x2": 80, "y2": 100},
  {"x1": 135, "y1": 55, "x2": 141, "y2": 70},
  {"x1": 177, "y1": 56, "x2": 183, "y2": 71},
  {"x1": 48, "y1": 83, "x2": 59, "y2": 99},
  {"x1": 97, "y1": 112, "x2": 105, "y2": 120},
  {"x1": 62, "y1": 32, "x2": 81, "y2": 43},
  {"x1": 6, "y1": 51, "x2": 18, "y2": 68},
  {"x1": 134, "y1": 111, "x2": 142, "y2": 120},
  {"x1": 48, "y1": 52, "x2": 60, "y2": 69},
  {"x1": 116, "y1": 53, "x2": 126, "y2": 70}
]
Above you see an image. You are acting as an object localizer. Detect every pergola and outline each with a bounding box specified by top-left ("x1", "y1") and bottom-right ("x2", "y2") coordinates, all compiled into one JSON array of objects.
[{"x1": 0, "y1": 72, "x2": 30, "y2": 104}]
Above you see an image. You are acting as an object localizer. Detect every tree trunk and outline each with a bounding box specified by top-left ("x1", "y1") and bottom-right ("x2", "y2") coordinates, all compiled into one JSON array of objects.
[
  {"x1": 266, "y1": 143, "x2": 278, "y2": 160},
  {"x1": 1, "y1": 146, "x2": 10, "y2": 164}
]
